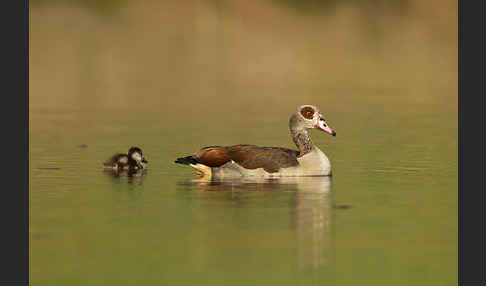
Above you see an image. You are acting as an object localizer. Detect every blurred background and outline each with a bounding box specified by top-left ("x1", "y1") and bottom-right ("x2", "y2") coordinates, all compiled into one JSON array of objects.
[
  {"x1": 30, "y1": 0, "x2": 456, "y2": 111},
  {"x1": 30, "y1": 1, "x2": 457, "y2": 286}
]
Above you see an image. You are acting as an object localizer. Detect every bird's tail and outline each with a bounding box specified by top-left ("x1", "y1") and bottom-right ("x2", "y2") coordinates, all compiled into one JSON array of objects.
[{"x1": 174, "y1": 156, "x2": 199, "y2": 165}]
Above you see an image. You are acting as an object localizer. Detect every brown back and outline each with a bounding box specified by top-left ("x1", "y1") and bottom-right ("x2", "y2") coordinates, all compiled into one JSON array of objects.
[
  {"x1": 195, "y1": 146, "x2": 231, "y2": 167},
  {"x1": 103, "y1": 153, "x2": 126, "y2": 166},
  {"x1": 195, "y1": 144, "x2": 299, "y2": 173}
]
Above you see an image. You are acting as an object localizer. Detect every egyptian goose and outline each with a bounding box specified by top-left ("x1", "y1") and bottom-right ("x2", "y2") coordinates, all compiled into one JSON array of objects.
[
  {"x1": 103, "y1": 147, "x2": 148, "y2": 171},
  {"x1": 175, "y1": 105, "x2": 336, "y2": 179}
]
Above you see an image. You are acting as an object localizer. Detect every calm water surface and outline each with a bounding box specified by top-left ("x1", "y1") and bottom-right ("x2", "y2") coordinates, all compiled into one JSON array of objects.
[
  {"x1": 30, "y1": 1, "x2": 457, "y2": 285},
  {"x1": 30, "y1": 95, "x2": 457, "y2": 286}
]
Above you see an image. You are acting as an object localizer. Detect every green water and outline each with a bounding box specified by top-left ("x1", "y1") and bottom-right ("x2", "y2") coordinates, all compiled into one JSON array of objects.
[
  {"x1": 29, "y1": 97, "x2": 457, "y2": 286},
  {"x1": 30, "y1": 1, "x2": 457, "y2": 285}
]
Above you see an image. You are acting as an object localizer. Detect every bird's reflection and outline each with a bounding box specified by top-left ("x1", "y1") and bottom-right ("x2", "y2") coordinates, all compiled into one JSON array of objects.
[
  {"x1": 290, "y1": 176, "x2": 332, "y2": 269},
  {"x1": 103, "y1": 168, "x2": 147, "y2": 185},
  {"x1": 180, "y1": 176, "x2": 332, "y2": 269}
]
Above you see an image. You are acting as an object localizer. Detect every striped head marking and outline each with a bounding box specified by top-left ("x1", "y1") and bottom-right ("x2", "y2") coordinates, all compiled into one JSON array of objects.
[{"x1": 128, "y1": 147, "x2": 143, "y2": 163}]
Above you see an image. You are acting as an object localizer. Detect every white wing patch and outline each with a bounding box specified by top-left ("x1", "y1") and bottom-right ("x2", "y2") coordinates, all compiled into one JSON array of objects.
[{"x1": 118, "y1": 156, "x2": 128, "y2": 164}]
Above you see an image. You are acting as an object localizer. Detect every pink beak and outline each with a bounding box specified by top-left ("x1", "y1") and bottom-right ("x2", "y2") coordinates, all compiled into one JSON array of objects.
[{"x1": 315, "y1": 119, "x2": 336, "y2": 136}]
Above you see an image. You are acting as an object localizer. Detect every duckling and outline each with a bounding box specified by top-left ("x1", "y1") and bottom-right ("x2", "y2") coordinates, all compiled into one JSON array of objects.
[{"x1": 103, "y1": 147, "x2": 148, "y2": 171}]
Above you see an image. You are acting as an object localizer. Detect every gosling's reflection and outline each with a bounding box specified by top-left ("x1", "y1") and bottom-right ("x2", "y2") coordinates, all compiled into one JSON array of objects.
[
  {"x1": 183, "y1": 176, "x2": 332, "y2": 269},
  {"x1": 103, "y1": 168, "x2": 147, "y2": 185}
]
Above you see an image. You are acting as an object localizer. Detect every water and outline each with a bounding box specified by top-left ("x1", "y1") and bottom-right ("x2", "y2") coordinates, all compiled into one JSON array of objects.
[{"x1": 30, "y1": 1, "x2": 457, "y2": 285}]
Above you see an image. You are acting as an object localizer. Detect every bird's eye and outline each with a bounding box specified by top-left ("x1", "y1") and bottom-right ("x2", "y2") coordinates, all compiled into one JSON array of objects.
[{"x1": 301, "y1": 107, "x2": 315, "y2": 119}]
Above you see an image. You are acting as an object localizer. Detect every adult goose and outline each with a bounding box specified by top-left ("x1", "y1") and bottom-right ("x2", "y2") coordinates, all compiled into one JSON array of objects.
[{"x1": 175, "y1": 105, "x2": 336, "y2": 179}]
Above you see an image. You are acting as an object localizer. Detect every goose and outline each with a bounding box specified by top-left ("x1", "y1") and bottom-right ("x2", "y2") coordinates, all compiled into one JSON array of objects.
[
  {"x1": 103, "y1": 147, "x2": 148, "y2": 171},
  {"x1": 175, "y1": 105, "x2": 336, "y2": 179}
]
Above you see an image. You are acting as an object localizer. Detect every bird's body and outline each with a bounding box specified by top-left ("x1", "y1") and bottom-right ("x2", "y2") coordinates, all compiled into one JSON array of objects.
[
  {"x1": 175, "y1": 105, "x2": 335, "y2": 180},
  {"x1": 103, "y1": 147, "x2": 148, "y2": 171}
]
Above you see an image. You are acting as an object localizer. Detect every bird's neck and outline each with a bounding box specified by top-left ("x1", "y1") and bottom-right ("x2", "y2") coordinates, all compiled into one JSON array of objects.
[
  {"x1": 289, "y1": 114, "x2": 314, "y2": 156},
  {"x1": 291, "y1": 128, "x2": 314, "y2": 156}
]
